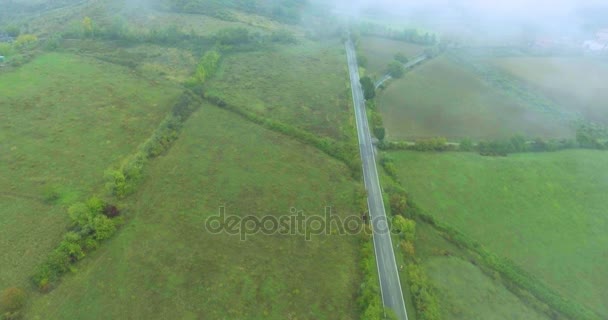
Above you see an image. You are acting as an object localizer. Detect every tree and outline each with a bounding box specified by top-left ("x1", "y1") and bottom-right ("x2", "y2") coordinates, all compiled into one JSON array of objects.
[
  {"x1": 510, "y1": 134, "x2": 527, "y2": 152},
  {"x1": 360, "y1": 76, "x2": 376, "y2": 100},
  {"x1": 82, "y1": 16, "x2": 93, "y2": 36},
  {"x1": 390, "y1": 193, "x2": 407, "y2": 216},
  {"x1": 459, "y1": 138, "x2": 473, "y2": 151},
  {"x1": 392, "y1": 215, "x2": 416, "y2": 241},
  {"x1": 387, "y1": 60, "x2": 405, "y2": 78},
  {"x1": 0, "y1": 288, "x2": 26, "y2": 313},
  {"x1": 14, "y1": 34, "x2": 37, "y2": 48},
  {"x1": 194, "y1": 50, "x2": 221, "y2": 84},
  {"x1": 401, "y1": 240, "x2": 415, "y2": 257},
  {"x1": 373, "y1": 127, "x2": 386, "y2": 141},
  {"x1": 394, "y1": 52, "x2": 408, "y2": 63}
]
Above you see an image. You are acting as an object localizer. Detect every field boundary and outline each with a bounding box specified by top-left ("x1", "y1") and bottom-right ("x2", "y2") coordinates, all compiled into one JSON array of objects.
[
  {"x1": 379, "y1": 160, "x2": 602, "y2": 320},
  {"x1": 204, "y1": 93, "x2": 362, "y2": 179}
]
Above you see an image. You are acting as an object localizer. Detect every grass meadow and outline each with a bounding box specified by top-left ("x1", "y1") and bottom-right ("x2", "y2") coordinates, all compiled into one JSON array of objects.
[
  {"x1": 206, "y1": 41, "x2": 354, "y2": 141},
  {"x1": 0, "y1": 52, "x2": 181, "y2": 291},
  {"x1": 377, "y1": 56, "x2": 573, "y2": 141},
  {"x1": 415, "y1": 223, "x2": 551, "y2": 320},
  {"x1": 490, "y1": 56, "x2": 608, "y2": 125},
  {"x1": 359, "y1": 36, "x2": 426, "y2": 77},
  {"x1": 389, "y1": 150, "x2": 608, "y2": 318},
  {"x1": 25, "y1": 105, "x2": 363, "y2": 320}
]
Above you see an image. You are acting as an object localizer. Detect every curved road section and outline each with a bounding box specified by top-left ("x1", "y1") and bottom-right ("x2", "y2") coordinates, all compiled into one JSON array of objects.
[{"x1": 345, "y1": 38, "x2": 409, "y2": 320}]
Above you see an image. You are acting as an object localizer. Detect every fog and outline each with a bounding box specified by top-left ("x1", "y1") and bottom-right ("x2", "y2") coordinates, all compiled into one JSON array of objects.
[{"x1": 327, "y1": 0, "x2": 608, "y2": 44}]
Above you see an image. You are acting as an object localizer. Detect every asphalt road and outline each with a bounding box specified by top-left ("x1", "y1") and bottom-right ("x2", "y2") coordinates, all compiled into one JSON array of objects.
[
  {"x1": 345, "y1": 38, "x2": 409, "y2": 320},
  {"x1": 375, "y1": 54, "x2": 428, "y2": 89}
]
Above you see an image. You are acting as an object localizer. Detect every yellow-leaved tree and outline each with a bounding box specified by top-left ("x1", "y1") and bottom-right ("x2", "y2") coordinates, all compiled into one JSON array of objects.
[{"x1": 82, "y1": 16, "x2": 93, "y2": 35}]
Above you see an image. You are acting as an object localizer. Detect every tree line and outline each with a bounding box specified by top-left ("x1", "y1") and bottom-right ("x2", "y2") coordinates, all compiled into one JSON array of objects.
[
  {"x1": 356, "y1": 22, "x2": 438, "y2": 46},
  {"x1": 164, "y1": 0, "x2": 307, "y2": 24}
]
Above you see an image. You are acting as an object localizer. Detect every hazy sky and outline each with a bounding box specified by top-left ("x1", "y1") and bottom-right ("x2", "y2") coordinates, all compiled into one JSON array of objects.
[{"x1": 332, "y1": 0, "x2": 607, "y2": 19}]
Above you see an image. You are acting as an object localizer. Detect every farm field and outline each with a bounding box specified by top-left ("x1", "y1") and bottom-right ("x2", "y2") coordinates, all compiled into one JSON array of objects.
[
  {"x1": 26, "y1": 104, "x2": 363, "y2": 319},
  {"x1": 359, "y1": 36, "x2": 426, "y2": 77},
  {"x1": 206, "y1": 41, "x2": 354, "y2": 140},
  {"x1": 389, "y1": 150, "x2": 608, "y2": 318},
  {"x1": 0, "y1": 52, "x2": 181, "y2": 291},
  {"x1": 377, "y1": 56, "x2": 574, "y2": 141},
  {"x1": 415, "y1": 223, "x2": 550, "y2": 320},
  {"x1": 490, "y1": 57, "x2": 608, "y2": 125}
]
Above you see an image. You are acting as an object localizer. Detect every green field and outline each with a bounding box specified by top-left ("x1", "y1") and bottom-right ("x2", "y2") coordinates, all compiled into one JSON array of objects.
[
  {"x1": 25, "y1": 105, "x2": 363, "y2": 319},
  {"x1": 414, "y1": 222, "x2": 550, "y2": 320},
  {"x1": 425, "y1": 256, "x2": 550, "y2": 320},
  {"x1": 359, "y1": 36, "x2": 426, "y2": 77},
  {"x1": 377, "y1": 56, "x2": 574, "y2": 141},
  {"x1": 490, "y1": 57, "x2": 608, "y2": 125},
  {"x1": 0, "y1": 53, "x2": 181, "y2": 291},
  {"x1": 206, "y1": 41, "x2": 353, "y2": 140},
  {"x1": 389, "y1": 150, "x2": 608, "y2": 317}
]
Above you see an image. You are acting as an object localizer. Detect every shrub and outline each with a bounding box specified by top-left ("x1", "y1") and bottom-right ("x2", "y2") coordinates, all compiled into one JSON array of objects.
[
  {"x1": 373, "y1": 127, "x2": 385, "y2": 141},
  {"x1": 380, "y1": 155, "x2": 398, "y2": 180},
  {"x1": 459, "y1": 138, "x2": 474, "y2": 151},
  {"x1": 387, "y1": 60, "x2": 405, "y2": 78},
  {"x1": 360, "y1": 76, "x2": 376, "y2": 100},
  {"x1": 93, "y1": 215, "x2": 116, "y2": 241},
  {"x1": 392, "y1": 216, "x2": 416, "y2": 241},
  {"x1": 412, "y1": 137, "x2": 448, "y2": 151},
  {"x1": 14, "y1": 34, "x2": 38, "y2": 49},
  {"x1": 68, "y1": 203, "x2": 93, "y2": 229},
  {"x1": 104, "y1": 169, "x2": 127, "y2": 198},
  {"x1": 394, "y1": 52, "x2": 408, "y2": 63},
  {"x1": 407, "y1": 264, "x2": 441, "y2": 320},
  {"x1": 86, "y1": 196, "x2": 105, "y2": 215},
  {"x1": 0, "y1": 288, "x2": 26, "y2": 313}
]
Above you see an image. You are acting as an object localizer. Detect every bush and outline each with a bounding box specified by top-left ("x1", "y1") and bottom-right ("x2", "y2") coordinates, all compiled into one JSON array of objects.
[
  {"x1": 373, "y1": 127, "x2": 385, "y2": 141},
  {"x1": 407, "y1": 264, "x2": 441, "y2": 320},
  {"x1": 459, "y1": 138, "x2": 473, "y2": 151},
  {"x1": 380, "y1": 155, "x2": 398, "y2": 180},
  {"x1": 360, "y1": 76, "x2": 376, "y2": 100},
  {"x1": 412, "y1": 137, "x2": 448, "y2": 151},
  {"x1": 93, "y1": 215, "x2": 116, "y2": 240},
  {"x1": 394, "y1": 52, "x2": 408, "y2": 63},
  {"x1": 14, "y1": 34, "x2": 37, "y2": 49},
  {"x1": 0, "y1": 288, "x2": 26, "y2": 313},
  {"x1": 387, "y1": 60, "x2": 405, "y2": 78},
  {"x1": 392, "y1": 216, "x2": 416, "y2": 241}
]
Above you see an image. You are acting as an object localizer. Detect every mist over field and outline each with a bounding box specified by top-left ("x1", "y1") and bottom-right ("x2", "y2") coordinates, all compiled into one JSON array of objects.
[{"x1": 1, "y1": 1, "x2": 608, "y2": 319}]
